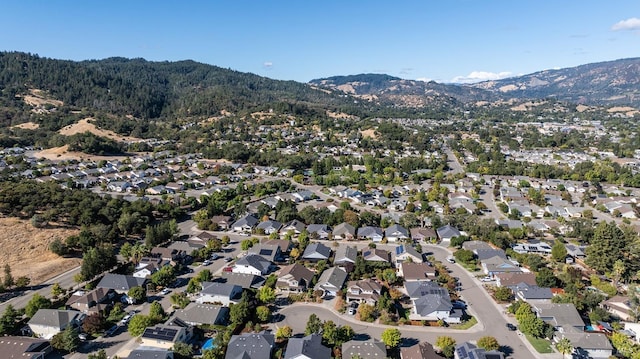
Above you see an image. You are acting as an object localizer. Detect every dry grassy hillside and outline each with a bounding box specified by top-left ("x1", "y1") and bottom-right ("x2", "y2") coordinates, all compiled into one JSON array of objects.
[{"x1": 0, "y1": 218, "x2": 80, "y2": 285}]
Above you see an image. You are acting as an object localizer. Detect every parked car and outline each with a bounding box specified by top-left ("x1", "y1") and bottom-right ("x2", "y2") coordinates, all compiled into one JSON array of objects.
[
  {"x1": 452, "y1": 300, "x2": 467, "y2": 309},
  {"x1": 224, "y1": 257, "x2": 233, "y2": 262},
  {"x1": 203, "y1": 260, "x2": 211, "y2": 266},
  {"x1": 160, "y1": 288, "x2": 171, "y2": 295},
  {"x1": 506, "y1": 323, "x2": 517, "y2": 331},
  {"x1": 446, "y1": 256, "x2": 455, "y2": 263},
  {"x1": 211, "y1": 253, "x2": 220, "y2": 260},
  {"x1": 481, "y1": 276, "x2": 493, "y2": 282},
  {"x1": 348, "y1": 307, "x2": 356, "y2": 315},
  {"x1": 78, "y1": 333, "x2": 88, "y2": 341},
  {"x1": 105, "y1": 325, "x2": 119, "y2": 337}
]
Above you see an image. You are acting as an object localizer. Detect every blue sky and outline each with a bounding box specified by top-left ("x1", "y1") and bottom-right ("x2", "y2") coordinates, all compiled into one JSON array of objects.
[{"x1": 1, "y1": 1, "x2": 639, "y2": 83}]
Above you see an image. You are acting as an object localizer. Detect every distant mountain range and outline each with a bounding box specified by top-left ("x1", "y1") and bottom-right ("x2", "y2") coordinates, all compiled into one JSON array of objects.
[
  {"x1": 311, "y1": 58, "x2": 640, "y2": 109},
  {"x1": 1, "y1": 52, "x2": 639, "y2": 124}
]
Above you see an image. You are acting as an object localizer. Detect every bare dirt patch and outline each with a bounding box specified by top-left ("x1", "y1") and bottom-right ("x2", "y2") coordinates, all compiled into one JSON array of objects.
[
  {"x1": 12, "y1": 122, "x2": 40, "y2": 130},
  {"x1": 59, "y1": 118, "x2": 143, "y2": 142},
  {"x1": 33, "y1": 145, "x2": 133, "y2": 162},
  {"x1": 360, "y1": 129, "x2": 378, "y2": 139},
  {"x1": 0, "y1": 217, "x2": 80, "y2": 285},
  {"x1": 608, "y1": 106, "x2": 640, "y2": 116},
  {"x1": 22, "y1": 89, "x2": 64, "y2": 108},
  {"x1": 327, "y1": 111, "x2": 357, "y2": 120}
]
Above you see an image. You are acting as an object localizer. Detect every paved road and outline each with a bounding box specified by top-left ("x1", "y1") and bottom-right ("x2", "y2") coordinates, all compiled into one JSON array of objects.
[
  {"x1": 443, "y1": 145, "x2": 464, "y2": 175},
  {"x1": 0, "y1": 266, "x2": 81, "y2": 314},
  {"x1": 271, "y1": 243, "x2": 558, "y2": 359}
]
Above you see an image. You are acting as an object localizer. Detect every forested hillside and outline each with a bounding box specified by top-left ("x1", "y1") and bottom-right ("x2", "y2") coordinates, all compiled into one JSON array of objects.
[{"x1": 0, "y1": 52, "x2": 360, "y2": 120}]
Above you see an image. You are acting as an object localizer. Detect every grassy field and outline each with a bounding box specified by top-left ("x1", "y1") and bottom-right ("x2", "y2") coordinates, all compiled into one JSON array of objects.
[{"x1": 525, "y1": 334, "x2": 554, "y2": 353}]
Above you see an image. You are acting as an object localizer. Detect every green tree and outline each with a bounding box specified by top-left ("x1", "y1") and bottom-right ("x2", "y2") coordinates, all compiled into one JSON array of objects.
[
  {"x1": 435, "y1": 336, "x2": 456, "y2": 359},
  {"x1": 585, "y1": 221, "x2": 626, "y2": 274},
  {"x1": 15, "y1": 276, "x2": 30, "y2": 288},
  {"x1": 551, "y1": 241, "x2": 567, "y2": 263},
  {"x1": 128, "y1": 314, "x2": 153, "y2": 336},
  {"x1": 276, "y1": 325, "x2": 293, "y2": 340},
  {"x1": 536, "y1": 267, "x2": 559, "y2": 288},
  {"x1": 381, "y1": 268, "x2": 398, "y2": 285},
  {"x1": 0, "y1": 305, "x2": 20, "y2": 335},
  {"x1": 170, "y1": 292, "x2": 191, "y2": 309},
  {"x1": 357, "y1": 303, "x2": 376, "y2": 322},
  {"x1": 88, "y1": 349, "x2": 108, "y2": 359},
  {"x1": 128, "y1": 286, "x2": 146, "y2": 304},
  {"x1": 381, "y1": 328, "x2": 402, "y2": 349},
  {"x1": 555, "y1": 337, "x2": 573, "y2": 358},
  {"x1": 151, "y1": 265, "x2": 177, "y2": 288},
  {"x1": 51, "y1": 326, "x2": 80, "y2": 353},
  {"x1": 51, "y1": 282, "x2": 65, "y2": 298},
  {"x1": 322, "y1": 320, "x2": 338, "y2": 346},
  {"x1": 149, "y1": 301, "x2": 166, "y2": 323},
  {"x1": 454, "y1": 249, "x2": 475, "y2": 263},
  {"x1": 477, "y1": 336, "x2": 499, "y2": 351},
  {"x1": 258, "y1": 286, "x2": 276, "y2": 304},
  {"x1": 256, "y1": 306, "x2": 271, "y2": 323},
  {"x1": 172, "y1": 342, "x2": 194, "y2": 359},
  {"x1": 3, "y1": 264, "x2": 13, "y2": 288},
  {"x1": 25, "y1": 293, "x2": 51, "y2": 317},
  {"x1": 494, "y1": 286, "x2": 513, "y2": 302},
  {"x1": 305, "y1": 313, "x2": 322, "y2": 335},
  {"x1": 337, "y1": 325, "x2": 355, "y2": 345}
]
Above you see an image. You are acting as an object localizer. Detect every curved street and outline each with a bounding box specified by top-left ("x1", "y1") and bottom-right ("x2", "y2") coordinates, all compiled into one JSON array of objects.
[{"x1": 269, "y1": 243, "x2": 557, "y2": 359}]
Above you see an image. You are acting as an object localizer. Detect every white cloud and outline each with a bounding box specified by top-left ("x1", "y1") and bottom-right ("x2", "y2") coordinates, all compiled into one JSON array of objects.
[
  {"x1": 416, "y1": 77, "x2": 432, "y2": 82},
  {"x1": 611, "y1": 17, "x2": 640, "y2": 31},
  {"x1": 451, "y1": 71, "x2": 512, "y2": 84},
  {"x1": 263, "y1": 61, "x2": 273, "y2": 69}
]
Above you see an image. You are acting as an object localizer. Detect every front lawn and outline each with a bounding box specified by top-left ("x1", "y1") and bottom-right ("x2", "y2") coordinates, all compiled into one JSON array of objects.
[
  {"x1": 451, "y1": 316, "x2": 477, "y2": 330},
  {"x1": 525, "y1": 334, "x2": 553, "y2": 353}
]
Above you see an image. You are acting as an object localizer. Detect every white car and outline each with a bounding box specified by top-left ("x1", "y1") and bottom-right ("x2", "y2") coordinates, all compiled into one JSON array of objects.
[
  {"x1": 481, "y1": 276, "x2": 493, "y2": 282},
  {"x1": 160, "y1": 288, "x2": 171, "y2": 295}
]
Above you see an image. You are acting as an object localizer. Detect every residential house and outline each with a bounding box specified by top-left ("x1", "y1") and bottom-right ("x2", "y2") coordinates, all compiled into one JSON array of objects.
[
  {"x1": 601, "y1": 295, "x2": 635, "y2": 321},
  {"x1": 256, "y1": 219, "x2": 283, "y2": 235},
  {"x1": 248, "y1": 244, "x2": 282, "y2": 263},
  {"x1": 97, "y1": 274, "x2": 147, "y2": 295},
  {"x1": 399, "y1": 262, "x2": 437, "y2": 281},
  {"x1": 172, "y1": 303, "x2": 229, "y2": 326},
  {"x1": 436, "y1": 225, "x2": 462, "y2": 242},
  {"x1": 65, "y1": 288, "x2": 116, "y2": 314},
  {"x1": 126, "y1": 349, "x2": 174, "y2": 359},
  {"x1": 28, "y1": 309, "x2": 86, "y2": 339},
  {"x1": 565, "y1": 244, "x2": 586, "y2": 260},
  {"x1": 400, "y1": 342, "x2": 439, "y2": 359},
  {"x1": 333, "y1": 222, "x2": 356, "y2": 240},
  {"x1": 334, "y1": 246, "x2": 358, "y2": 267},
  {"x1": 314, "y1": 266, "x2": 348, "y2": 297},
  {"x1": 357, "y1": 226, "x2": 384, "y2": 242},
  {"x1": 556, "y1": 331, "x2": 614, "y2": 359},
  {"x1": 233, "y1": 254, "x2": 273, "y2": 275},
  {"x1": 405, "y1": 281, "x2": 457, "y2": 322},
  {"x1": 345, "y1": 279, "x2": 383, "y2": 306},
  {"x1": 140, "y1": 322, "x2": 191, "y2": 350},
  {"x1": 284, "y1": 334, "x2": 331, "y2": 359},
  {"x1": 210, "y1": 215, "x2": 232, "y2": 230},
  {"x1": 410, "y1": 227, "x2": 437, "y2": 242},
  {"x1": 495, "y1": 272, "x2": 537, "y2": 288},
  {"x1": 385, "y1": 224, "x2": 410, "y2": 242},
  {"x1": 395, "y1": 244, "x2": 423, "y2": 264},
  {"x1": 231, "y1": 214, "x2": 259, "y2": 233},
  {"x1": 133, "y1": 257, "x2": 169, "y2": 278},
  {"x1": 306, "y1": 224, "x2": 332, "y2": 239},
  {"x1": 225, "y1": 332, "x2": 275, "y2": 359},
  {"x1": 342, "y1": 339, "x2": 387, "y2": 359},
  {"x1": 363, "y1": 248, "x2": 391, "y2": 264},
  {"x1": 262, "y1": 239, "x2": 293, "y2": 256},
  {"x1": 215, "y1": 272, "x2": 266, "y2": 290},
  {"x1": 276, "y1": 264, "x2": 315, "y2": 293},
  {"x1": 533, "y1": 303, "x2": 585, "y2": 333},
  {"x1": 512, "y1": 241, "x2": 552, "y2": 255},
  {"x1": 481, "y1": 256, "x2": 522, "y2": 277},
  {"x1": 0, "y1": 336, "x2": 52, "y2": 359},
  {"x1": 196, "y1": 282, "x2": 243, "y2": 306},
  {"x1": 302, "y1": 242, "x2": 332, "y2": 261},
  {"x1": 514, "y1": 283, "x2": 553, "y2": 303},
  {"x1": 454, "y1": 342, "x2": 504, "y2": 359},
  {"x1": 281, "y1": 219, "x2": 307, "y2": 236},
  {"x1": 292, "y1": 190, "x2": 313, "y2": 202}
]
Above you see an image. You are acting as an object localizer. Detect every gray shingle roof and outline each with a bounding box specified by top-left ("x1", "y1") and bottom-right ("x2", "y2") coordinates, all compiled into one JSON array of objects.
[
  {"x1": 284, "y1": 334, "x2": 331, "y2": 359},
  {"x1": 97, "y1": 273, "x2": 146, "y2": 292},
  {"x1": 225, "y1": 333, "x2": 275, "y2": 359},
  {"x1": 28, "y1": 309, "x2": 84, "y2": 329}
]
